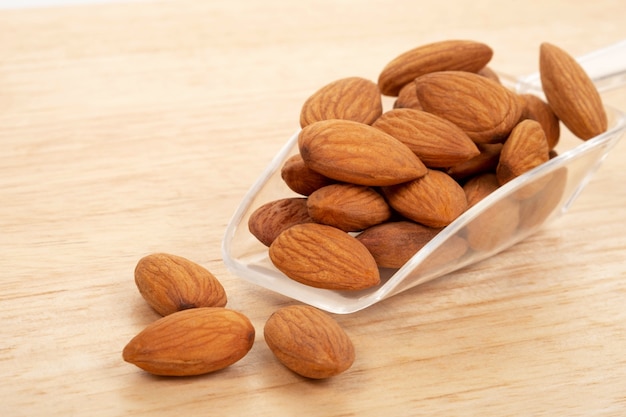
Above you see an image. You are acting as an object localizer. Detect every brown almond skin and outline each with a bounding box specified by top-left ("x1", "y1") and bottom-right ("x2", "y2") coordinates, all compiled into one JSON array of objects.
[
  {"x1": 134, "y1": 253, "x2": 227, "y2": 316},
  {"x1": 393, "y1": 82, "x2": 423, "y2": 110},
  {"x1": 415, "y1": 70, "x2": 522, "y2": 144},
  {"x1": 463, "y1": 172, "x2": 500, "y2": 208},
  {"x1": 356, "y1": 221, "x2": 442, "y2": 269},
  {"x1": 307, "y1": 184, "x2": 391, "y2": 232},
  {"x1": 269, "y1": 223, "x2": 380, "y2": 291},
  {"x1": 518, "y1": 93, "x2": 560, "y2": 150},
  {"x1": 539, "y1": 42, "x2": 607, "y2": 140},
  {"x1": 477, "y1": 66, "x2": 501, "y2": 83},
  {"x1": 447, "y1": 143, "x2": 503, "y2": 181},
  {"x1": 517, "y1": 167, "x2": 568, "y2": 230},
  {"x1": 299, "y1": 77, "x2": 383, "y2": 128},
  {"x1": 382, "y1": 169, "x2": 468, "y2": 228},
  {"x1": 463, "y1": 168, "x2": 518, "y2": 252},
  {"x1": 281, "y1": 154, "x2": 335, "y2": 196},
  {"x1": 298, "y1": 119, "x2": 427, "y2": 186},
  {"x1": 496, "y1": 119, "x2": 550, "y2": 186},
  {"x1": 248, "y1": 197, "x2": 313, "y2": 247},
  {"x1": 418, "y1": 235, "x2": 469, "y2": 272},
  {"x1": 378, "y1": 40, "x2": 493, "y2": 96},
  {"x1": 123, "y1": 307, "x2": 255, "y2": 376},
  {"x1": 264, "y1": 305, "x2": 355, "y2": 379},
  {"x1": 465, "y1": 194, "x2": 520, "y2": 252},
  {"x1": 372, "y1": 108, "x2": 479, "y2": 168}
]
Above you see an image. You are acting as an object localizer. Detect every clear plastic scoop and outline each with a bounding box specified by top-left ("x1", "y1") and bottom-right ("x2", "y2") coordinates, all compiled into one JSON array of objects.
[{"x1": 222, "y1": 40, "x2": 626, "y2": 314}]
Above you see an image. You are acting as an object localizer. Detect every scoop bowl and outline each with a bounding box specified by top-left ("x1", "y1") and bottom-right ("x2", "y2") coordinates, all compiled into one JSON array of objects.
[{"x1": 222, "y1": 41, "x2": 626, "y2": 314}]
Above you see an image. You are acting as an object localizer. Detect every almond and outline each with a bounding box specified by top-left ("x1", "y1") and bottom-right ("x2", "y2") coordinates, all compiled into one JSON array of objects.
[
  {"x1": 517, "y1": 167, "x2": 568, "y2": 230},
  {"x1": 464, "y1": 193, "x2": 520, "y2": 252},
  {"x1": 382, "y1": 169, "x2": 468, "y2": 228},
  {"x1": 393, "y1": 82, "x2": 422, "y2": 110},
  {"x1": 248, "y1": 197, "x2": 313, "y2": 247},
  {"x1": 269, "y1": 223, "x2": 380, "y2": 290},
  {"x1": 496, "y1": 119, "x2": 550, "y2": 186},
  {"x1": 477, "y1": 66, "x2": 501, "y2": 83},
  {"x1": 356, "y1": 221, "x2": 442, "y2": 268},
  {"x1": 539, "y1": 42, "x2": 607, "y2": 140},
  {"x1": 415, "y1": 70, "x2": 522, "y2": 144},
  {"x1": 518, "y1": 93, "x2": 560, "y2": 150},
  {"x1": 298, "y1": 119, "x2": 427, "y2": 186},
  {"x1": 463, "y1": 174, "x2": 519, "y2": 252},
  {"x1": 447, "y1": 143, "x2": 503, "y2": 181},
  {"x1": 463, "y1": 172, "x2": 500, "y2": 208},
  {"x1": 372, "y1": 108, "x2": 479, "y2": 168},
  {"x1": 281, "y1": 154, "x2": 335, "y2": 196},
  {"x1": 299, "y1": 77, "x2": 382, "y2": 128},
  {"x1": 134, "y1": 253, "x2": 227, "y2": 316},
  {"x1": 264, "y1": 305, "x2": 355, "y2": 379},
  {"x1": 378, "y1": 40, "x2": 493, "y2": 96},
  {"x1": 307, "y1": 183, "x2": 391, "y2": 232},
  {"x1": 417, "y1": 235, "x2": 469, "y2": 273},
  {"x1": 122, "y1": 307, "x2": 255, "y2": 376}
]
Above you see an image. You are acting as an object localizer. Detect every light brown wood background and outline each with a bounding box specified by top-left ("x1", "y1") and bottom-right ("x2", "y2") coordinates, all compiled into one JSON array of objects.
[{"x1": 1, "y1": 1, "x2": 626, "y2": 415}]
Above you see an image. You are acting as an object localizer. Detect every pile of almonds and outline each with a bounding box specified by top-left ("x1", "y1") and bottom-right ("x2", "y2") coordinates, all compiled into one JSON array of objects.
[
  {"x1": 123, "y1": 39, "x2": 608, "y2": 381},
  {"x1": 123, "y1": 253, "x2": 354, "y2": 378},
  {"x1": 248, "y1": 39, "x2": 607, "y2": 291}
]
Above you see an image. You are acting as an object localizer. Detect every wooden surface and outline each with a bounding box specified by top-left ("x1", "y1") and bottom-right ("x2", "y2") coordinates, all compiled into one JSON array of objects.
[{"x1": 2, "y1": 1, "x2": 626, "y2": 415}]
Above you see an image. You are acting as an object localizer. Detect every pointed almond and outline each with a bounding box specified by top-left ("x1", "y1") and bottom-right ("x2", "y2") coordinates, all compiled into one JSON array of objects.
[
  {"x1": 269, "y1": 223, "x2": 380, "y2": 290},
  {"x1": 496, "y1": 119, "x2": 550, "y2": 185},
  {"x1": 298, "y1": 119, "x2": 427, "y2": 186},
  {"x1": 122, "y1": 308, "x2": 255, "y2": 376},
  {"x1": 307, "y1": 183, "x2": 391, "y2": 232},
  {"x1": 299, "y1": 77, "x2": 382, "y2": 128},
  {"x1": 356, "y1": 221, "x2": 442, "y2": 269},
  {"x1": 382, "y1": 169, "x2": 468, "y2": 228},
  {"x1": 393, "y1": 82, "x2": 423, "y2": 110},
  {"x1": 134, "y1": 253, "x2": 227, "y2": 316},
  {"x1": 518, "y1": 93, "x2": 560, "y2": 149},
  {"x1": 264, "y1": 305, "x2": 355, "y2": 379},
  {"x1": 372, "y1": 108, "x2": 479, "y2": 168},
  {"x1": 463, "y1": 173, "x2": 500, "y2": 208},
  {"x1": 281, "y1": 154, "x2": 335, "y2": 196},
  {"x1": 477, "y1": 66, "x2": 501, "y2": 83},
  {"x1": 248, "y1": 197, "x2": 313, "y2": 247},
  {"x1": 415, "y1": 70, "x2": 522, "y2": 144},
  {"x1": 378, "y1": 40, "x2": 493, "y2": 96},
  {"x1": 447, "y1": 143, "x2": 503, "y2": 181},
  {"x1": 539, "y1": 43, "x2": 607, "y2": 140},
  {"x1": 464, "y1": 193, "x2": 520, "y2": 252}
]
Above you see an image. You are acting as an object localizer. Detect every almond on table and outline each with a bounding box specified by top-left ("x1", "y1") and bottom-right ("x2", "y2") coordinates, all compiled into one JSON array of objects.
[
  {"x1": 264, "y1": 305, "x2": 355, "y2": 379},
  {"x1": 123, "y1": 308, "x2": 254, "y2": 376},
  {"x1": 134, "y1": 253, "x2": 227, "y2": 316}
]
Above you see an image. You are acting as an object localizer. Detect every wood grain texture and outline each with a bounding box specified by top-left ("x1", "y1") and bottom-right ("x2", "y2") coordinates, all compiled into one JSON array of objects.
[{"x1": 1, "y1": 1, "x2": 625, "y2": 415}]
